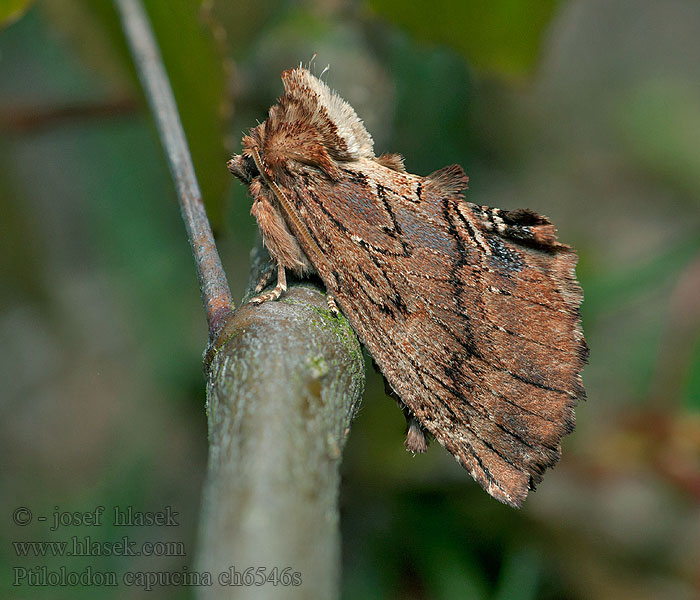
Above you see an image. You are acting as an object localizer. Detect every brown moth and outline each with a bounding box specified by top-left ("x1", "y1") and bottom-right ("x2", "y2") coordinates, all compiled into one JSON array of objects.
[{"x1": 228, "y1": 67, "x2": 587, "y2": 507}]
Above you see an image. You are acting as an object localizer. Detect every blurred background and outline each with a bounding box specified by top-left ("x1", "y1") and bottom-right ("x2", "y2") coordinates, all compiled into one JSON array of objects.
[{"x1": 1, "y1": 0, "x2": 699, "y2": 598}]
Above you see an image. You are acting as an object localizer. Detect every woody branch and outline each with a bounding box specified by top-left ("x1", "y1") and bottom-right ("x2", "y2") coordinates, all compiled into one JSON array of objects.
[{"x1": 197, "y1": 245, "x2": 364, "y2": 599}]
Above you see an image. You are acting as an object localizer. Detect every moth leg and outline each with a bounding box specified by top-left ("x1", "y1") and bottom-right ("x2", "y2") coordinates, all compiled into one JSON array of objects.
[
  {"x1": 249, "y1": 264, "x2": 287, "y2": 304},
  {"x1": 405, "y1": 416, "x2": 429, "y2": 454},
  {"x1": 326, "y1": 293, "x2": 340, "y2": 316},
  {"x1": 254, "y1": 264, "x2": 274, "y2": 293},
  {"x1": 374, "y1": 362, "x2": 430, "y2": 454}
]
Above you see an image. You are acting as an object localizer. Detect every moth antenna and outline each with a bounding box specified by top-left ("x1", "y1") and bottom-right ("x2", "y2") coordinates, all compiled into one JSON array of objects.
[{"x1": 320, "y1": 64, "x2": 330, "y2": 79}]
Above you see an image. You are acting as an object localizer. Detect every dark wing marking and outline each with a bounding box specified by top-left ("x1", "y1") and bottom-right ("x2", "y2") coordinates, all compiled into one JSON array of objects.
[{"x1": 279, "y1": 163, "x2": 586, "y2": 507}]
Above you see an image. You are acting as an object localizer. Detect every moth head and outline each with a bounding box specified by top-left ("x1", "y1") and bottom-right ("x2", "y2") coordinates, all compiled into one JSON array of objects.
[
  {"x1": 229, "y1": 67, "x2": 376, "y2": 184},
  {"x1": 227, "y1": 151, "x2": 259, "y2": 185}
]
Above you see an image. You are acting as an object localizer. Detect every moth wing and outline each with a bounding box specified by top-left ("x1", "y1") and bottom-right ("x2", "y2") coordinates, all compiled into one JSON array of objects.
[{"x1": 283, "y1": 163, "x2": 586, "y2": 507}]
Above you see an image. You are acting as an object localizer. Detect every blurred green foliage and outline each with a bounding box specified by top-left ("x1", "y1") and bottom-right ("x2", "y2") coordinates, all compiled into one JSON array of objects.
[
  {"x1": 617, "y1": 81, "x2": 700, "y2": 198},
  {"x1": 368, "y1": 0, "x2": 559, "y2": 78},
  {"x1": 0, "y1": 0, "x2": 33, "y2": 29},
  {"x1": 1, "y1": 1, "x2": 699, "y2": 599},
  {"x1": 42, "y1": 0, "x2": 231, "y2": 229}
]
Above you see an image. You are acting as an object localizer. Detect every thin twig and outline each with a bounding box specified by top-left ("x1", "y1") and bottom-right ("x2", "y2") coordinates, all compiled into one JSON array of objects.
[
  {"x1": 0, "y1": 97, "x2": 138, "y2": 132},
  {"x1": 114, "y1": 0, "x2": 233, "y2": 334}
]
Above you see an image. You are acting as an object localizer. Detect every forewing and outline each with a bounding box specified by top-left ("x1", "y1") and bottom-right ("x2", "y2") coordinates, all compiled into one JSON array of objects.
[{"x1": 280, "y1": 162, "x2": 586, "y2": 507}]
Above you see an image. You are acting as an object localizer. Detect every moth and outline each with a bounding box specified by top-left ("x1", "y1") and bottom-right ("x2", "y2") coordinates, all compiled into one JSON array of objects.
[{"x1": 228, "y1": 67, "x2": 587, "y2": 507}]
